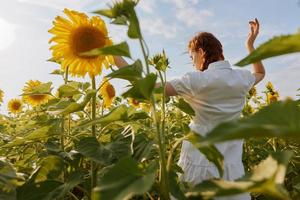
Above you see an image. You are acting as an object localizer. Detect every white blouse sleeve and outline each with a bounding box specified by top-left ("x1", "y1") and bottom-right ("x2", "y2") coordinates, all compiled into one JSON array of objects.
[
  {"x1": 241, "y1": 70, "x2": 256, "y2": 92},
  {"x1": 169, "y1": 72, "x2": 202, "y2": 98}
]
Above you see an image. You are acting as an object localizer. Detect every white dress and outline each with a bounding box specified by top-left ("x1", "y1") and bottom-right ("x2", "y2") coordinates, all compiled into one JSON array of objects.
[{"x1": 169, "y1": 60, "x2": 256, "y2": 200}]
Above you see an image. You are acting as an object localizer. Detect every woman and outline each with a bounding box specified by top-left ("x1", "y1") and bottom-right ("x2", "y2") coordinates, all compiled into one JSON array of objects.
[{"x1": 114, "y1": 18, "x2": 265, "y2": 199}]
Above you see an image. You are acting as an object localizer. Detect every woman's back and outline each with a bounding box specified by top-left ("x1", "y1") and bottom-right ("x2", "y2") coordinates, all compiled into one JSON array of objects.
[{"x1": 170, "y1": 60, "x2": 255, "y2": 133}]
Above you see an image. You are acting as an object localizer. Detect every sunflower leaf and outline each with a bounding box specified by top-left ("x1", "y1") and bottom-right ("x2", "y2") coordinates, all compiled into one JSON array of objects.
[
  {"x1": 56, "y1": 90, "x2": 96, "y2": 115},
  {"x1": 76, "y1": 137, "x2": 116, "y2": 165},
  {"x1": 106, "y1": 59, "x2": 143, "y2": 82},
  {"x1": 235, "y1": 32, "x2": 300, "y2": 66},
  {"x1": 173, "y1": 98, "x2": 195, "y2": 116},
  {"x1": 186, "y1": 132, "x2": 224, "y2": 177},
  {"x1": 187, "y1": 151, "x2": 292, "y2": 200},
  {"x1": 78, "y1": 105, "x2": 128, "y2": 127},
  {"x1": 199, "y1": 100, "x2": 300, "y2": 147},
  {"x1": 92, "y1": 157, "x2": 157, "y2": 200},
  {"x1": 122, "y1": 73, "x2": 157, "y2": 101},
  {"x1": 21, "y1": 82, "x2": 53, "y2": 96},
  {"x1": 127, "y1": 9, "x2": 141, "y2": 39},
  {"x1": 57, "y1": 84, "x2": 81, "y2": 98},
  {"x1": 80, "y1": 42, "x2": 131, "y2": 58}
]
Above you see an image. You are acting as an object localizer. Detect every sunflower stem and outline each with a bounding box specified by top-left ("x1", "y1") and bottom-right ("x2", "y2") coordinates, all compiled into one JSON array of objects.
[
  {"x1": 138, "y1": 37, "x2": 169, "y2": 199},
  {"x1": 61, "y1": 66, "x2": 69, "y2": 182},
  {"x1": 91, "y1": 76, "x2": 97, "y2": 190}
]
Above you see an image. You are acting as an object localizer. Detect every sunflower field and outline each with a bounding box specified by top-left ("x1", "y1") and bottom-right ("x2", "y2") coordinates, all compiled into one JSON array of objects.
[{"x1": 1, "y1": 0, "x2": 300, "y2": 200}]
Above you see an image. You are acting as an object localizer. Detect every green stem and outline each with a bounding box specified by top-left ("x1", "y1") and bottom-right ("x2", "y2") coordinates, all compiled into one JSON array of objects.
[
  {"x1": 138, "y1": 37, "x2": 169, "y2": 199},
  {"x1": 158, "y1": 71, "x2": 166, "y2": 146},
  {"x1": 91, "y1": 76, "x2": 97, "y2": 190},
  {"x1": 139, "y1": 38, "x2": 150, "y2": 74},
  {"x1": 167, "y1": 137, "x2": 185, "y2": 172},
  {"x1": 61, "y1": 66, "x2": 69, "y2": 182}
]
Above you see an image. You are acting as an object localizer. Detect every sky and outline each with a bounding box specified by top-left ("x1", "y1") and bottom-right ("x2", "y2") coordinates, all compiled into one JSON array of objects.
[{"x1": 0, "y1": 0, "x2": 300, "y2": 113}]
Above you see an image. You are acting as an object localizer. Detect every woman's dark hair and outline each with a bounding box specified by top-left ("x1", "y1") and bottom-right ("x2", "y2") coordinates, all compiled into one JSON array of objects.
[{"x1": 188, "y1": 32, "x2": 225, "y2": 70}]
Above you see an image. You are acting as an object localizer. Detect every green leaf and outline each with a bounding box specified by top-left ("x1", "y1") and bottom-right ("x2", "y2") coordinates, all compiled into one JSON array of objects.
[
  {"x1": 3, "y1": 120, "x2": 60, "y2": 148},
  {"x1": 79, "y1": 105, "x2": 128, "y2": 127},
  {"x1": 112, "y1": 16, "x2": 128, "y2": 25},
  {"x1": 21, "y1": 82, "x2": 52, "y2": 96},
  {"x1": 92, "y1": 157, "x2": 157, "y2": 200},
  {"x1": 76, "y1": 137, "x2": 116, "y2": 165},
  {"x1": 57, "y1": 89, "x2": 95, "y2": 115},
  {"x1": 174, "y1": 98, "x2": 195, "y2": 116},
  {"x1": 31, "y1": 155, "x2": 64, "y2": 183},
  {"x1": 132, "y1": 134, "x2": 155, "y2": 162},
  {"x1": 57, "y1": 84, "x2": 81, "y2": 97},
  {"x1": 187, "y1": 151, "x2": 292, "y2": 200},
  {"x1": 50, "y1": 69, "x2": 63, "y2": 75},
  {"x1": 106, "y1": 60, "x2": 143, "y2": 82},
  {"x1": 127, "y1": 9, "x2": 141, "y2": 38},
  {"x1": 236, "y1": 33, "x2": 300, "y2": 66},
  {"x1": 17, "y1": 180, "x2": 63, "y2": 200},
  {"x1": 168, "y1": 167, "x2": 187, "y2": 200},
  {"x1": 200, "y1": 100, "x2": 300, "y2": 146},
  {"x1": 122, "y1": 73, "x2": 157, "y2": 101},
  {"x1": 93, "y1": 9, "x2": 115, "y2": 18},
  {"x1": 81, "y1": 42, "x2": 131, "y2": 58},
  {"x1": 0, "y1": 159, "x2": 17, "y2": 200},
  {"x1": 48, "y1": 171, "x2": 84, "y2": 199},
  {"x1": 187, "y1": 132, "x2": 224, "y2": 177}
]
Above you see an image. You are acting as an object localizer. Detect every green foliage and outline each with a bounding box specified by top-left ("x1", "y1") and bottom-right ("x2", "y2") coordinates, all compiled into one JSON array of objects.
[
  {"x1": 81, "y1": 42, "x2": 132, "y2": 58},
  {"x1": 106, "y1": 59, "x2": 143, "y2": 82},
  {"x1": 76, "y1": 137, "x2": 116, "y2": 165},
  {"x1": 173, "y1": 98, "x2": 195, "y2": 116},
  {"x1": 236, "y1": 32, "x2": 300, "y2": 66},
  {"x1": 199, "y1": 100, "x2": 300, "y2": 146},
  {"x1": 187, "y1": 132, "x2": 224, "y2": 177},
  {"x1": 92, "y1": 157, "x2": 157, "y2": 200},
  {"x1": 21, "y1": 82, "x2": 53, "y2": 96},
  {"x1": 187, "y1": 151, "x2": 292, "y2": 200},
  {"x1": 122, "y1": 73, "x2": 157, "y2": 101}
]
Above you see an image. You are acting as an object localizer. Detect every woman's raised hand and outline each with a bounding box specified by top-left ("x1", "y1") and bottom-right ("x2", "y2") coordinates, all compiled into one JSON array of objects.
[{"x1": 246, "y1": 18, "x2": 260, "y2": 52}]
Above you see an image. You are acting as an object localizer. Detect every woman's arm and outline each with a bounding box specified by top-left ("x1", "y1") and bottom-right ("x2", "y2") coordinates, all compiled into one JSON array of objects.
[
  {"x1": 113, "y1": 56, "x2": 129, "y2": 68},
  {"x1": 246, "y1": 18, "x2": 265, "y2": 85},
  {"x1": 155, "y1": 82, "x2": 178, "y2": 96}
]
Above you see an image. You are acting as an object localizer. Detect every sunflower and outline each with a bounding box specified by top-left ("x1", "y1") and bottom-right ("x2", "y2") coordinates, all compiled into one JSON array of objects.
[
  {"x1": 266, "y1": 81, "x2": 274, "y2": 92},
  {"x1": 99, "y1": 78, "x2": 116, "y2": 108},
  {"x1": 128, "y1": 98, "x2": 140, "y2": 108},
  {"x1": 22, "y1": 80, "x2": 52, "y2": 107},
  {"x1": 267, "y1": 91, "x2": 279, "y2": 104},
  {"x1": 0, "y1": 89, "x2": 3, "y2": 104},
  {"x1": 8, "y1": 99, "x2": 23, "y2": 114},
  {"x1": 48, "y1": 8, "x2": 114, "y2": 77},
  {"x1": 248, "y1": 86, "x2": 257, "y2": 97}
]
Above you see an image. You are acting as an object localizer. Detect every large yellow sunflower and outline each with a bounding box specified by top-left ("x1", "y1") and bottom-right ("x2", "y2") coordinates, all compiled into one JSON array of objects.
[
  {"x1": 0, "y1": 89, "x2": 3, "y2": 104},
  {"x1": 99, "y1": 78, "x2": 116, "y2": 108},
  {"x1": 48, "y1": 8, "x2": 114, "y2": 77},
  {"x1": 8, "y1": 98, "x2": 23, "y2": 114},
  {"x1": 22, "y1": 80, "x2": 52, "y2": 107}
]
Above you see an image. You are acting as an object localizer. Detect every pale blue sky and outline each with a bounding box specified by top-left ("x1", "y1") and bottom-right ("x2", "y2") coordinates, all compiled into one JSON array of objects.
[{"x1": 0, "y1": 0, "x2": 300, "y2": 113}]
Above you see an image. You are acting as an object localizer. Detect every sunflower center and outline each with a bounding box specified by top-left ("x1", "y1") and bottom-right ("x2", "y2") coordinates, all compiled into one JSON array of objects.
[
  {"x1": 12, "y1": 102, "x2": 21, "y2": 110},
  {"x1": 30, "y1": 95, "x2": 46, "y2": 101},
  {"x1": 72, "y1": 26, "x2": 106, "y2": 57},
  {"x1": 132, "y1": 99, "x2": 139, "y2": 106},
  {"x1": 106, "y1": 84, "x2": 115, "y2": 99}
]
